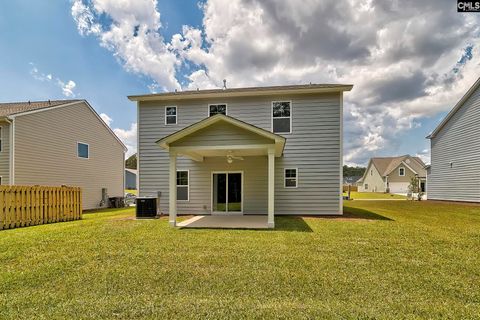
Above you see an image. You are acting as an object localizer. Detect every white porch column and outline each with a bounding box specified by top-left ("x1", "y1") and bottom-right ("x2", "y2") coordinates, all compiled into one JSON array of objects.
[
  {"x1": 267, "y1": 147, "x2": 275, "y2": 228},
  {"x1": 169, "y1": 152, "x2": 177, "y2": 227}
]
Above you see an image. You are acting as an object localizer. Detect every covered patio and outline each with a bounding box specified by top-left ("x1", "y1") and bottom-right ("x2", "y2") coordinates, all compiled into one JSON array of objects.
[
  {"x1": 156, "y1": 114, "x2": 286, "y2": 229},
  {"x1": 177, "y1": 215, "x2": 270, "y2": 229}
]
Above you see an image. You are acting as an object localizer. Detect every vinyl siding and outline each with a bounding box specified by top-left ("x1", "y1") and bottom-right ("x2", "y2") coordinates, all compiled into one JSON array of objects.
[
  {"x1": 0, "y1": 121, "x2": 10, "y2": 184},
  {"x1": 13, "y1": 102, "x2": 125, "y2": 209},
  {"x1": 388, "y1": 164, "x2": 417, "y2": 183},
  {"x1": 428, "y1": 84, "x2": 480, "y2": 202},
  {"x1": 138, "y1": 93, "x2": 342, "y2": 215},
  {"x1": 358, "y1": 162, "x2": 385, "y2": 192}
]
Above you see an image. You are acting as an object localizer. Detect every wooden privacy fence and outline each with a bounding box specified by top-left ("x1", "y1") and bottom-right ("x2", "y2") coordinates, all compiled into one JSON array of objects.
[
  {"x1": 343, "y1": 185, "x2": 358, "y2": 192},
  {"x1": 0, "y1": 185, "x2": 82, "y2": 230}
]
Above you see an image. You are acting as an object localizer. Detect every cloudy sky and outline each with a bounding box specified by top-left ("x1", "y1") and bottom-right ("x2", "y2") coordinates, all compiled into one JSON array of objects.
[{"x1": 1, "y1": 0, "x2": 479, "y2": 164}]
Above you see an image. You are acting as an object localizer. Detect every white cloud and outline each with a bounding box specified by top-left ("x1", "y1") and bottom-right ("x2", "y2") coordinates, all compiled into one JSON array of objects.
[
  {"x1": 30, "y1": 63, "x2": 78, "y2": 98},
  {"x1": 99, "y1": 112, "x2": 136, "y2": 157},
  {"x1": 70, "y1": 0, "x2": 480, "y2": 165},
  {"x1": 59, "y1": 80, "x2": 77, "y2": 97},
  {"x1": 114, "y1": 123, "x2": 137, "y2": 158},
  {"x1": 99, "y1": 112, "x2": 113, "y2": 126},
  {"x1": 71, "y1": 0, "x2": 180, "y2": 91}
]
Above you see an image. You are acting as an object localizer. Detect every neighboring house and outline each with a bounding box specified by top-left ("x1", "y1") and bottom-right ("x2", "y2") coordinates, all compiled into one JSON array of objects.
[
  {"x1": 0, "y1": 100, "x2": 127, "y2": 209},
  {"x1": 129, "y1": 83, "x2": 353, "y2": 227},
  {"x1": 343, "y1": 176, "x2": 362, "y2": 186},
  {"x1": 125, "y1": 168, "x2": 137, "y2": 189},
  {"x1": 357, "y1": 155, "x2": 426, "y2": 194},
  {"x1": 426, "y1": 77, "x2": 480, "y2": 202}
]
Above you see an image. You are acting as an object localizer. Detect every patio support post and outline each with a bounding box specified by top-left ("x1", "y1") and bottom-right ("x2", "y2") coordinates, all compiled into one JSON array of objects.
[
  {"x1": 268, "y1": 147, "x2": 275, "y2": 228},
  {"x1": 169, "y1": 151, "x2": 177, "y2": 227}
]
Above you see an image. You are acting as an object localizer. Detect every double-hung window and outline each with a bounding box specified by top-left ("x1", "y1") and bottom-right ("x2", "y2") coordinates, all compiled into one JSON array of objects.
[
  {"x1": 177, "y1": 170, "x2": 189, "y2": 201},
  {"x1": 399, "y1": 167, "x2": 405, "y2": 176},
  {"x1": 284, "y1": 168, "x2": 298, "y2": 188},
  {"x1": 272, "y1": 101, "x2": 291, "y2": 133},
  {"x1": 209, "y1": 104, "x2": 227, "y2": 116},
  {"x1": 165, "y1": 106, "x2": 177, "y2": 125}
]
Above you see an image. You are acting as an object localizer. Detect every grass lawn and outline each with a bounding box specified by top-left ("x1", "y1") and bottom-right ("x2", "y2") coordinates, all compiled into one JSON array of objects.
[
  {"x1": 1, "y1": 202, "x2": 479, "y2": 319},
  {"x1": 343, "y1": 191, "x2": 407, "y2": 200},
  {"x1": 125, "y1": 189, "x2": 137, "y2": 195}
]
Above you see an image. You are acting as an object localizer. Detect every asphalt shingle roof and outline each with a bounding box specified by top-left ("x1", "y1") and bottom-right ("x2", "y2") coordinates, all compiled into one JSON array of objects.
[{"x1": 0, "y1": 100, "x2": 82, "y2": 117}]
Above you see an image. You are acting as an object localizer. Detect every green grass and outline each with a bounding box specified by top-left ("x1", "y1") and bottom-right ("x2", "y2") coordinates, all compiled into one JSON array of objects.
[
  {"x1": 1, "y1": 201, "x2": 479, "y2": 319},
  {"x1": 125, "y1": 189, "x2": 137, "y2": 195},
  {"x1": 343, "y1": 191, "x2": 407, "y2": 199}
]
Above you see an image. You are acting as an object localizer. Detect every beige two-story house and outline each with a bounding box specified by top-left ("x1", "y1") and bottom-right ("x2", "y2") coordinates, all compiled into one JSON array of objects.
[
  {"x1": 357, "y1": 155, "x2": 427, "y2": 194},
  {"x1": 0, "y1": 100, "x2": 126, "y2": 209}
]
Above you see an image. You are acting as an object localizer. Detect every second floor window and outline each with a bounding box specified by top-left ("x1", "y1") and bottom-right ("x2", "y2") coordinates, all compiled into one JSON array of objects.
[
  {"x1": 272, "y1": 101, "x2": 291, "y2": 133},
  {"x1": 399, "y1": 167, "x2": 405, "y2": 176},
  {"x1": 209, "y1": 104, "x2": 227, "y2": 116},
  {"x1": 165, "y1": 106, "x2": 177, "y2": 125}
]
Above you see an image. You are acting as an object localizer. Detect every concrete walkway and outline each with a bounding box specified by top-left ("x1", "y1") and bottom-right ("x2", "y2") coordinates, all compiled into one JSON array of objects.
[{"x1": 177, "y1": 215, "x2": 270, "y2": 229}]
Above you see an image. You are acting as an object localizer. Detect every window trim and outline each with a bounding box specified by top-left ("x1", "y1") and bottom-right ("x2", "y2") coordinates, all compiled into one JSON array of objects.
[
  {"x1": 284, "y1": 168, "x2": 298, "y2": 188},
  {"x1": 165, "y1": 106, "x2": 177, "y2": 125},
  {"x1": 399, "y1": 167, "x2": 405, "y2": 176},
  {"x1": 0, "y1": 126, "x2": 2, "y2": 153},
  {"x1": 176, "y1": 169, "x2": 189, "y2": 202},
  {"x1": 0, "y1": 176, "x2": 2, "y2": 185},
  {"x1": 365, "y1": 183, "x2": 369, "y2": 190},
  {"x1": 77, "y1": 142, "x2": 89, "y2": 159},
  {"x1": 208, "y1": 103, "x2": 228, "y2": 117},
  {"x1": 271, "y1": 100, "x2": 292, "y2": 134}
]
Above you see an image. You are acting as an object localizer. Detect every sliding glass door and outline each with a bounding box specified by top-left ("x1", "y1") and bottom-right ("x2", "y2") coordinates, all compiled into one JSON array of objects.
[{"x1": 212, "y1": 172, "x2": 242, "y2": 213}]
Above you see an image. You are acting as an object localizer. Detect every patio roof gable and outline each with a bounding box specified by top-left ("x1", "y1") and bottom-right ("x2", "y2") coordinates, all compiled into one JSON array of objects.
[{"x1": 156, "y1": 114, "x2": 286, "y2": 157}]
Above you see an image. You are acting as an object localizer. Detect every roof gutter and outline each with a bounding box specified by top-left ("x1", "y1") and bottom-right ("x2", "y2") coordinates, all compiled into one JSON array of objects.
[{"x1": 128, "y1": 85, "x2": 353, "y2": 102}]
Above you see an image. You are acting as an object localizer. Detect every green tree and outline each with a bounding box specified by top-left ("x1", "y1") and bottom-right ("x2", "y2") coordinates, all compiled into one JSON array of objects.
[
  {"x1": 408, "y1": 176, "x2": 423, "y2": 201},
  {"x1": 343, "y1": 165, "x2": 366, "y2": 177},
  {"x1": 125, "y1": 153, "x2": 137, "y2": 169}
]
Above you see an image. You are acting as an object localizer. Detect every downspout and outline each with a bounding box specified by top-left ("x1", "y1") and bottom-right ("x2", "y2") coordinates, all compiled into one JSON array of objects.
[{"x1": 5, "y1": 117, "x2": 14, "y2": 185}]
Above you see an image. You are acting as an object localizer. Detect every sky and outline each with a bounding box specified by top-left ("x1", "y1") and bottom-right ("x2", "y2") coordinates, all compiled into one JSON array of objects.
[{"x1": 0, "y1": 0, "x2": 479, "y2": 164}]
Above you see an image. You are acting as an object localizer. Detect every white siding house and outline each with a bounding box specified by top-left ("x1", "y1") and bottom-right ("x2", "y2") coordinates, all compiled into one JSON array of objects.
[{"x1": 427, "y1": 77, "x2": 480, "y2": 202}]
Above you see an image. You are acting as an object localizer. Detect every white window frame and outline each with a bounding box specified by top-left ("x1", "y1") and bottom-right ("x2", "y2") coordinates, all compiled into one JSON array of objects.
[
  {"x1": 208, "y1": 103, "x2": 228, "y2": 117},
  {"x1": 165, "y1": 106, "x2": 177, "y2": 125},
  {"x1": 176, "y1": 170, "x2": 189, "y2": 202},
  {"x1": 77, "y1": 142, "x2": 89, "y2": 159},
  {"x1": 271, "y1": 100, "x2": 292, "y2": 134},
  {"x1": 284, "y1": 168, "x2": 298, "y2": 188},
  {"x1": 365, "y1": 183, "x2": 369, "y2": 190},
  {"x1": 399, "y1": 167, "x2": 405, "y2": 176}
]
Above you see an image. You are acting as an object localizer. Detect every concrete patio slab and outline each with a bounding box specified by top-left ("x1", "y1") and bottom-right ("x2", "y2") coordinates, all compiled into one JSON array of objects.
[{"x1": 177, "y1": 215, "x2": 270, "y2": 229}]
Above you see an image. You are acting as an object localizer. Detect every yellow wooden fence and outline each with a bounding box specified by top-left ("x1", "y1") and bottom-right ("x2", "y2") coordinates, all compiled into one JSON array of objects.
[
  {"x1": 0, "y1": 185, "x2": 82, "y2": 230},
  {"x1": 343, "y1": 185, "x2": 358, "y2": 192}
]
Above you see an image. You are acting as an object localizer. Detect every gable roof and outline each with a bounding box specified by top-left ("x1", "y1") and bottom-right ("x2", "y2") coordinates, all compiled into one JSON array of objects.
[
  {"x1": 0, "y1": 99, "x2": 127, "y2": 152},
  {"x1": 128, "y1": 83, "x2": 353, "y2": 102},
  {"x1": 427, "y1": 77, "x2": 480, "y2": 139},
  {"x1": 0, "y1": 100, "x2": 82, "y2": 117},
  {"x1": 358, "y1": 155, "x2": 426, "y2": 182},
  {"x1": 156, "y1": 114, "x2": 286, "y2": 157}
]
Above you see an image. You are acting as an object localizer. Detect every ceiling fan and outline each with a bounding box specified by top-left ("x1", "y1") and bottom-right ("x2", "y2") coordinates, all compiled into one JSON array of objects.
[{"x1": 226, "y1": 150, "x2": 244, "y2": 164}]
